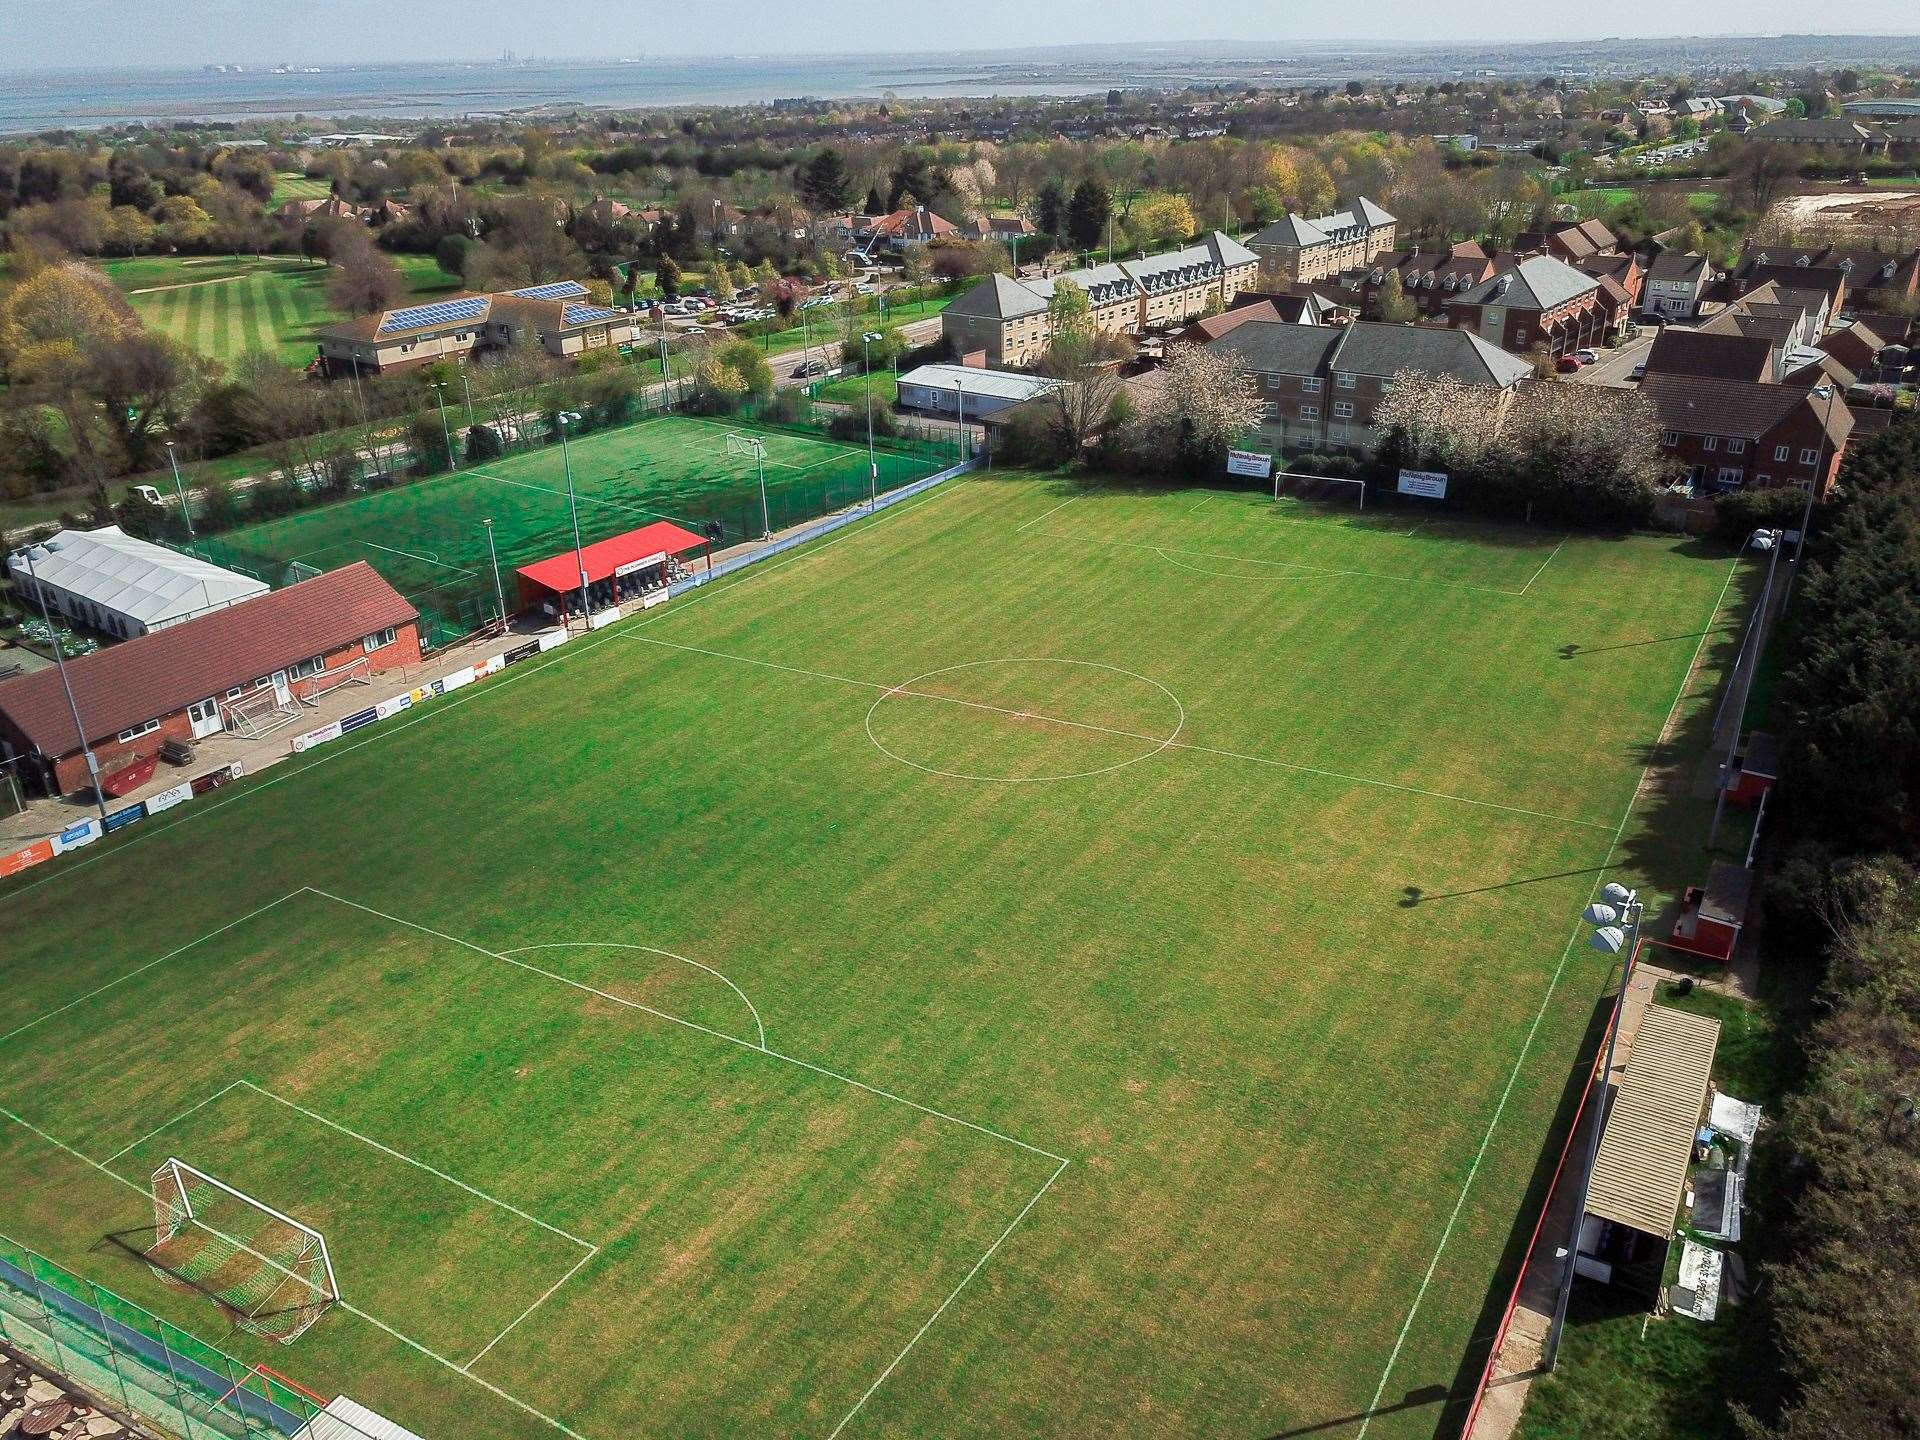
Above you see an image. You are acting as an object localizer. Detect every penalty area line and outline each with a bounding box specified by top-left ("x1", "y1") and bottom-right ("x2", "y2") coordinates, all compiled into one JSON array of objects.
[{"x1": 826, "y1": 1156, "x2": 1070, "y2": 1440}]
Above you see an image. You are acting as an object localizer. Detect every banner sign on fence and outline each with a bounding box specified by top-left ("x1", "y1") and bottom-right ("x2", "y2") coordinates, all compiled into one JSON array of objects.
[
  {"x1": 145, "y1": 782, "x2": 193, "y2": 815},
  {"x1": 439, "y1": 666, "x2": 476, "y2": 693},
  {"x1": 537, "y1": 631, "x2": 570, "y2": 653},
  {"x1": 642, "y1": 588, "x2": 672, "y2": 609},
  {"x1": 375, "y1": 694, "x2": 413, "y2": 720},
  {"x1": 587, "y1": 608, "x2": 621, "y2": 631},
  {"x1": 502, "y1": 641, "x2": 541, "y2": 666},
  {"x1": 54, "y1": 818, "x2": 101, "y2": 854},
  {"x1": 408, "y1": 682, "x2": 443, "y2": 706},
  {"x1": 1397, "y1": 469, "x2": 1449, "y2": 499},
  {"x1": 291, "y1": 721, "x2": 343, "y2": 754},
  {"x1": 481, "y1": 653, "x2": 506, "y2": 677},
  {"x1": 1226, "y1": 449, "x2": 1274, "y2": 480},
  {"x1": 339, "y1": 707, "x2": 379, "y2": 735},
  {"x1": 103, "y1": 804, "x2": 145, "y2": 834},
  {"x1": 0, "y1": 839, "x2": 53, "y2": 877}
]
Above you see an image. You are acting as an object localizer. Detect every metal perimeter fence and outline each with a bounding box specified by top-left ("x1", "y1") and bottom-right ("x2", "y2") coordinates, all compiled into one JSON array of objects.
[
  {"x1": 157, "y1": 391, "x2": 958, "y2": 653},
  {"x1": 0, "y1": 1232, "x2": 379, "y2": 1440}
]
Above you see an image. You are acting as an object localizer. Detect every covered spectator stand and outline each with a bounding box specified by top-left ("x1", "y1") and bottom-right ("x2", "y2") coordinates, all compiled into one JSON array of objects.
[{"x1": 514, "y1": 522, "x2": 708, "y2": 625}]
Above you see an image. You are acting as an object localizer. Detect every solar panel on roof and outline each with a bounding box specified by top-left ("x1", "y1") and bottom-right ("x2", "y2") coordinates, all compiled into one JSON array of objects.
[
  {"x1": 378, "y1": 296, "x2": 488, "y2": 333},
  {"x1": 510, "y1": 281, "x2": 589, "y2": 301},
  {"x1": 562, "y1": 303, "x2": 622, "y2": 324}
]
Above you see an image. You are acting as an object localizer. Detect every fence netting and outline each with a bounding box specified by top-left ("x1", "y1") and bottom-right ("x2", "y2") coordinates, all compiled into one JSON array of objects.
[{"x1": 0, "y1": 1231, "x2": 378, "y2": 1440}]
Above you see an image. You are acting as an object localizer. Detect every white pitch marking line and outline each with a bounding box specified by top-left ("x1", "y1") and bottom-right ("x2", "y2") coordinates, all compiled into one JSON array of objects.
[
  {"x1": 464, "y1": 1246, "x2": 600, "y2": 1373},
  {"x1": 1517, "y1": 535, "x2": 1570, "y2": 597},
  {"x1": 1353, "y1": 553, "x2": 1742, "y2": 1437},
  {"x1": 0, "y1": 889, "x2": 307, "y2": 1046},
  {"x1": 623, "y1": 634, "x2": 1613, "y2": 831},
  {"x1": 1027, "y1": 526, "x2": 1538, "y2": 597},
  {"x1": 0, "y1": 1091, "x2": 598, "y2": 1440},
  {"x1": 501, "y1": 942, "x2": 767, "y2": 1050},
  {"x1": 240, "y1": 1078, "x2": 595, "y2": 1250},
  {"x1": 102, "y1": 1080, "x2": 250, "y2": 1164},
  {"x1": 825, "y1": 1156, "x2": 1070, "y2": 1440},
  {"x1": 0, "y1": 473, "x2": 984, "y2": 904},
  {"x1": 1012, "y1": 494, "x2": 1079, "y2": 536},
  {"x1": 305, "y1": 888, "x2": 1067, "y2": 1165}
]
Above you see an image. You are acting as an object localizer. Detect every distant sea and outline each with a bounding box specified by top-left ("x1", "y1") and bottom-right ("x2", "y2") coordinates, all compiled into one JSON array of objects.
[{"x1": 0, "y1": 57, "x2": 1130, "y2": 134}]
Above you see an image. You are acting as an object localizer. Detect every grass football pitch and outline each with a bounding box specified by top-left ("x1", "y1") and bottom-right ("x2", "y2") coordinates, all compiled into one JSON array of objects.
[
  {"x1": 201, "y1": 415, "x2": 953, "y2": 604},
  {"x1": 0, "y1": 474, "x2": 1752, "y2": 1439},
  {"x1": 104, "y1": 254, "x2": 459, "y2": 366}
]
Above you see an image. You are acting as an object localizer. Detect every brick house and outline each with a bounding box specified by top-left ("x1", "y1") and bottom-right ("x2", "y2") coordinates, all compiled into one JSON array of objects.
[
  {"x1": 940, "y1": 233, "x2": 1258, "y2": 366},
  {"x1": 1728, "y1": 244, "x2": 1920, "y2": 314},
  {"x1": 1248, "y1": 197, "x2": 1398, "y2": 284},
  {"x1": 0, "y1": 563, "x2": 418, "y2": 797},
  {"x1": 1445, "y1": 255, "x2": 1608, "y2": 358},
  {"x1": 1328, "y1": 241, "x2": 1498, "y2": 321},
  {"x1": 1639, "y1": 373, "x2": 1853, "y2": 498},
  {"x1": 1643, "y1": 251, "x2": 1712, "y2": 320},
  {"x1": 1206, "y1": 319, "x2": 1532, "y2": 456},
  {"x1": 1511, "y1": 218, "x2": 1620, "y2": 263},
  {"x1": 1644, "y1": 327, "x2": 1778, "y2": 384}
]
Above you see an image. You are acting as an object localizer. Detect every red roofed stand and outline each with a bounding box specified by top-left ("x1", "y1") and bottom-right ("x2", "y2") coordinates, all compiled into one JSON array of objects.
[{"x1": 514, "y1": 522, "x2": 710, "y2": 626}]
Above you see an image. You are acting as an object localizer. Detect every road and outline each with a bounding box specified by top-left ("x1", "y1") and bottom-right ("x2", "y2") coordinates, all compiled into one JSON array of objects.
[{"x1": 1571, "y1": 329, "x2": 1656, "y2": 389}]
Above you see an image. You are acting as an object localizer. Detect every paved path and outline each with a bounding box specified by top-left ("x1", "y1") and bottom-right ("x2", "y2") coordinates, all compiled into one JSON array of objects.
[{"x1": 1571, "y1": 331, "x2": 1655, "y2": 388}]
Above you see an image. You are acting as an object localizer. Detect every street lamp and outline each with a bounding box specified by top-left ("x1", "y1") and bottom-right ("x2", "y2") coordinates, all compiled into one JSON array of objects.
[
  {"x1": 1543, "y1": 881, "x2": 1643, "y2": 1371},
  {"x1": 428, "y1": 379, "x2": 456, "y2": 471},
  {"x1": 555, "y1": 410, "x2": 592, "y2": 628},
  {"x1": 17, "y1": 544, "x2": 109, "y2": 824},
  {"x1": 163, "y1": 441, "x2": 196, "y2": 547},
  {"x1": 482, "y1": 518, "x2": 508, "y2": 632},
  {"x1": 1707, "y1": 527, "x2": 1784, "y2": 851},
  {"x1": 861, "y1": 331, "x2": 883, "y2": 507}
]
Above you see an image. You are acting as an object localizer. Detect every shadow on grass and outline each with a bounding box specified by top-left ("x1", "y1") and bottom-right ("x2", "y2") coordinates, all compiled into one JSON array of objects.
[
  {"x1": 1263, "y1": 1383, "x2": 1453, "y2": 1439},
  {"x1": 1399, "y1": 866, "x2": 1616, "y2": 908}
]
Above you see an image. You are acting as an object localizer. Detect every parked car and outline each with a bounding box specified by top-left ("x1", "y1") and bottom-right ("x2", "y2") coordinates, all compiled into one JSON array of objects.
[
  {"x1": 1556, "y1": 356, "x2": 1585, "y2": 374},
  {"x1": 1630, "y1": 362, "x2": 1648, "y2": 381},
  {"x1": 792, "y1": 358, "x2": 829, "y2": 377},
  {"x1": 130, "y1": 484, "x2": 166, "y2": 506},
  {"x1": 1574, "y1": 348, "x2": 1599, "y2": 365}
]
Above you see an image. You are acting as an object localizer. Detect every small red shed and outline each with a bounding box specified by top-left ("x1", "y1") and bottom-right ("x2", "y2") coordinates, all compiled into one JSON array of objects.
[
  {"x1": 1670, "y1": 861, "x2": 1755, "y2": 964},
  {"x1": 1724, "y1": 730, "x2": 1779, "y2": 807}
]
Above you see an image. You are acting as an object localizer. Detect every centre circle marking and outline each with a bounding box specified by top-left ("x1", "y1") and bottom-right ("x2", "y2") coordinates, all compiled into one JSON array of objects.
[{"x1": 864, "y1": 657, "x2": 1187, "y2": 783}]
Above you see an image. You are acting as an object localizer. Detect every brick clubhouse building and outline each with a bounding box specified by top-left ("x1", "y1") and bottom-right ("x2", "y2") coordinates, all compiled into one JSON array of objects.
[
  {"x1": 0, "y1": 564, "x2": 417, "y2": 797},
  {"x1": 315, "y1": 281, "x2": 639, "y2": 377}
]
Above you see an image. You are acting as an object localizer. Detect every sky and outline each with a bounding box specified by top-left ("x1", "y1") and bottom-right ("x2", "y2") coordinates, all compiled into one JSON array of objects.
[{"x1": 5, "y1": 0, "x2": 1920, "y2": 70}]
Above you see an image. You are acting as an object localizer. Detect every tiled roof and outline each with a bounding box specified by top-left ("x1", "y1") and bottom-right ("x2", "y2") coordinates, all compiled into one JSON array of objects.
[
  {"x1": 1455, "y1": 255, "x2": 1600, "y2": 312},
  {"x1": 0, "y1": 563, "x2": 416, "y2": 757},
  {"x1": 1208, "y1": 318, "x2": 1530, "y2": 388},
  {"x1": 1645, "y1": 328, "x2": 1777, "y2": 383},
  {"x1": 1250, "y1": 213, "x2": 1330, "y2": 249},
  {"x1": 945, "y1": 271, "x2": 1050, "y2": 321},
  {"x1": 1640, "y1": 372, "x2": 1854, "y2": 450},
  {"x1": 1647, "y1": 251, "x2": 1709, "y2": 284}
]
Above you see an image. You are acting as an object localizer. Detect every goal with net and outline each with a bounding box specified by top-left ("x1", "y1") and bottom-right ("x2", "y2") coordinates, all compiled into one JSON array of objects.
[
  {"x1": 130, "y1": 1158, "x2": 339, "y2": 1343},
  {"x1": 724, "y1": 432, "x2": 772, "y2": 539},
  {"x1": 1273, "y1": 471, "x2": 1367, "y2": 510}
]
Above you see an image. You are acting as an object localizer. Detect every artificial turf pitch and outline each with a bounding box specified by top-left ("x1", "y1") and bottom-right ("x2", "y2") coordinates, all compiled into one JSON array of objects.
[
  {"x1": 0, "y1": 473, "x2": 1752, "y2": 1439},
  {"x1": 203, "y1": 415, "x2": 948, "y2": 605}
]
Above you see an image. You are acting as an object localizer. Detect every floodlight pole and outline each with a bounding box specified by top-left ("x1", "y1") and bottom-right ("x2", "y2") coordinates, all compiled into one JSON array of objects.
[
  {"x1": 457, "y1": 363, "x2": 477, "y2": 432},
  {"x1": 19, "y1": 546, "x2": 108, "y2": 824},
  {"x1": 429, "y1": 380, "x2": 456, "y2": 470},
  {"x1": 482, "y1": 519, "x2": 508, "y2": 631},
  {"x1": 1707, "y1": 528, "x2": 1783, "y2": 851},
  {"x1": 163, "y1": 441, "x2": 197, "y2": 546},
  {"x1": 557, "y1": 412, "x2": 591, "y2": 628},
  {"x1": 861, "y1": 331, "x2": 883, "y2": 508},
  {"x1": 1543, "y1": 888, "x2": 1642, "y2": 1371}
]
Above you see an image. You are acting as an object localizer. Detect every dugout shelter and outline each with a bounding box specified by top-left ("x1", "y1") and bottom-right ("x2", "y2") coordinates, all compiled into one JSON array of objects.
[{"x1": 515, "y1": 521, "x2": 708, "y2": 622}]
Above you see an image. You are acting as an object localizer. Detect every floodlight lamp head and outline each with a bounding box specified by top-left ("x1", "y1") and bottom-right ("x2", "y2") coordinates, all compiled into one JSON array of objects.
[
  {"x1": 1589, "y1": 925, "x2": 1627, "y2": 955},
  {"x1": 1601, "y1": 882, "x2": 1633, "y2": 904},
  {"x1": 1583, "y1": 902, "x2": 1620, "y2": 926}
]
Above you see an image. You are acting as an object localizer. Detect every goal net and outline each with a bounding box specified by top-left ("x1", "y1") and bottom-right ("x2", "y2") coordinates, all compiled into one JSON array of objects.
[
  {"x1": 1273, "y1": 471, "x2": 1366, "y2": 510},
  {"x1": 140, "y1": 1158, "x2": 338, "y2": 1343},
  {"x1": 725, "y1": 432, "x2": 768, "y2": 461},
  {"x1": 224, "y1": 686, "x2": 301, "y2": 741}
]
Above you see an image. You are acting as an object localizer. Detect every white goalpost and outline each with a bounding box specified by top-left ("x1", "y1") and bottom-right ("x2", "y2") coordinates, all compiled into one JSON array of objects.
[
  {"x1": 1272, "y1": 470, "x2": 1367, "y2": 511},
  {"x1": 725, "y1": 431, "x2": 772, "y2": 539},
  {"x1": 142, "y1": 1158, "x2": 339, "y2": 1343}
]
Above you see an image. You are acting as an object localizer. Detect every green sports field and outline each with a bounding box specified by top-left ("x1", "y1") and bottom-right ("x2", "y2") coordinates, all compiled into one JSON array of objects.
[
  {"x1": 103, "y1": 254, "x2": 459, "y2": 366},
  {"x1": 0, "y1": 475, "x2": 1753, "y2": 1439},
  {"x1": 195, "y1": 414, "x2": 954, "y2": 627}
]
